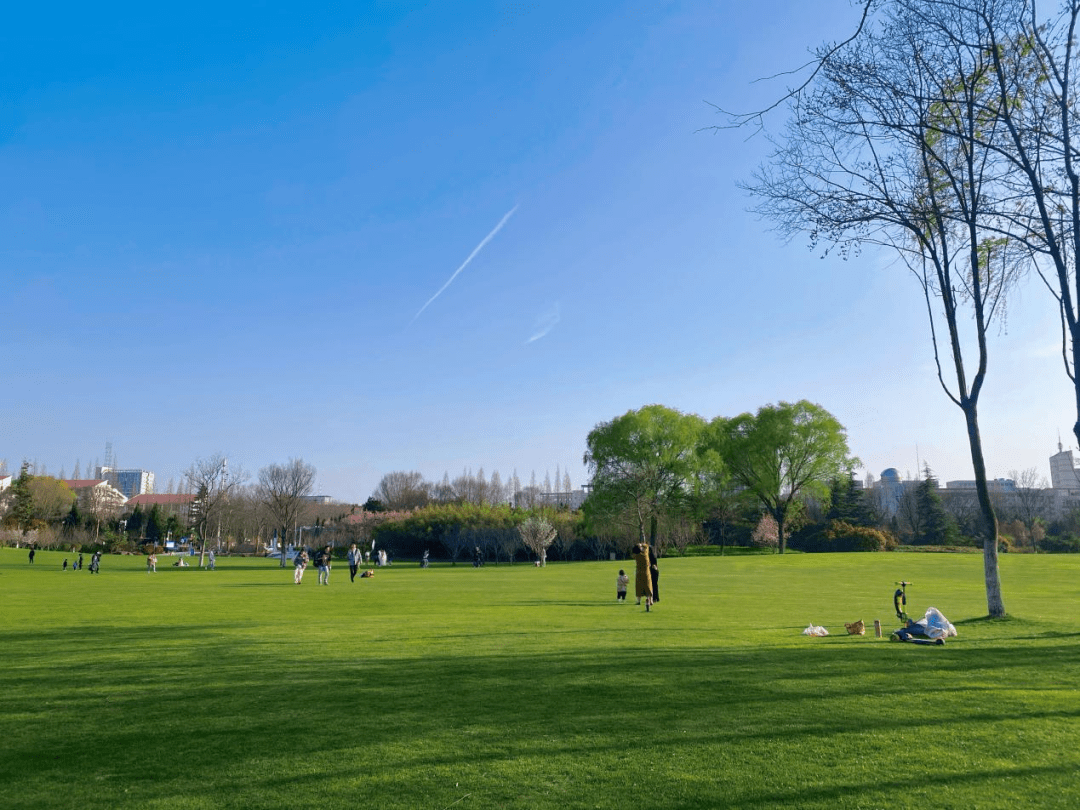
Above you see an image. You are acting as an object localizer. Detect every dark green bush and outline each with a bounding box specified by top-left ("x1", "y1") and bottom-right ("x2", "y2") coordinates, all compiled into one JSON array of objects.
[{"x1": 788, "y1": 520, "x2": 896, "y2": 553}]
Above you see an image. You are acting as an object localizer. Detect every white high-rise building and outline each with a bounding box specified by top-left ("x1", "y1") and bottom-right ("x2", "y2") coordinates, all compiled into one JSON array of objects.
[{"x1": 1049, "y1": 442, "x2": 1080, "y2": 490}]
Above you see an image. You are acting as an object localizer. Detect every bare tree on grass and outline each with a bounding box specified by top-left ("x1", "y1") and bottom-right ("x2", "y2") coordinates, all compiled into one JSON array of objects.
[
  {"x1": 186, "y1": 454, "x2": 248, "y2": 568},
  {"x1": 738, "y1": 1, "x2": 1016, "y2": 613},
  {"x1": 1007, "y1": 467, "x2": 1052, "y2": 550},
  {"x1": 258, "y1": 459, "x2": 316, "y2": 567}
]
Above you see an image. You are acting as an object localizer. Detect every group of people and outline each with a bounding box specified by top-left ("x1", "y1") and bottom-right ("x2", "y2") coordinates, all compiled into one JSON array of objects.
[
  {"x1": 294, "y1": 544, "x2": 376, "y2": 585},
  {"x1": 299, "y1": 543, "x2": 385, "y2": 584},
  {"x1": 57, "y1": 552, "x2": 96, "y2": 572},
  {"x1": 620, "y1": 543, "x2": 660, "y2": 611}
]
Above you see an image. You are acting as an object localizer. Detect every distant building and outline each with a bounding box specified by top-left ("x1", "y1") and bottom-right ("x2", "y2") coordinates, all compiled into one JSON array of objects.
[
  {"x1": 871, "y1": 468, "x2": 918, "y2": 517},
  {"x1": 303, "y1": 495, "x2": 334, "y2": 505},
  {"x1": 98, "y1": 467, "x2": 155, "y2": 498},
  {"x1": 869, "y1": 442, "x2": 1079, "y2": 520},
  {"x1": 62, "y1": 479, "x2": 128, "y2": 516},
  {"x1": 0, "y1": 474, "x2": 11, "y2": 494},
  {"x1": 945, "y1": 478, "x2": 1017, "y2": 492},
  {"x1": 1049, "y1": 443, "x2": 1080, "y2": 490},
  {"x1": 126, "y1": 493, "x2": 196, "y2": 522}
]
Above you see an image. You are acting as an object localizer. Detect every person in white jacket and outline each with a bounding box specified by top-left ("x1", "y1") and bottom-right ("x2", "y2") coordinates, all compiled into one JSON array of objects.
[{"x1": 347, "y1": 543, "x2": 363, "y2": 582}]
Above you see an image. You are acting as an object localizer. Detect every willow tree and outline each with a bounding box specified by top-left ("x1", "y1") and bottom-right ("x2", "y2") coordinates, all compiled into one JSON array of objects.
[
  {"x1": 704, "y1": 401, "x2": 856, "y2": 554},
  {"x1": 583, "y1": 404, "x2": 707, "y2": 555},
  {"x1": 740, "y1": 0, "x2": 1024, "y2": 614}
]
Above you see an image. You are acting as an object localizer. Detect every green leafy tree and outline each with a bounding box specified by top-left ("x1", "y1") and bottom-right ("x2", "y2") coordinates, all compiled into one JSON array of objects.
[
  {"x1": 583, "y1": 405, "x2": 707, "y2": 554},
  {"x1": 27, "y1": 477, "x2": 76, "y2": 524},
  {"x1": 705, "y1": 401, "x2": 856, "y2": 554}
]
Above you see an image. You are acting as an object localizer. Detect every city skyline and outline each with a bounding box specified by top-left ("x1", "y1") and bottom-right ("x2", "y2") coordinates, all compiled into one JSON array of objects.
[{"x1": 3, "y1": 1, "x2": 1074, "y2": 503}]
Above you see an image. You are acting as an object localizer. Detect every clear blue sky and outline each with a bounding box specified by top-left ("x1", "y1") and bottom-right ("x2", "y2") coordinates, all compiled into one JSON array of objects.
[{"x1": 2, "y1": 1, "x2": 1072, "y2": 500}]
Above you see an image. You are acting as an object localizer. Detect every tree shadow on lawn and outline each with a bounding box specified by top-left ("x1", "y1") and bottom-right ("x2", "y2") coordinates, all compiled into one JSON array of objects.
[{"x1": 3, "y1": 625, "x2": 1078, "y2": 809}]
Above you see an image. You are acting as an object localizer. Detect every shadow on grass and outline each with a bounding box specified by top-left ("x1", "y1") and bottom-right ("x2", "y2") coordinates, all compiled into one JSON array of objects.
[{"x1": 2, "y1": 620, "x2": 1079, "y2": 809}]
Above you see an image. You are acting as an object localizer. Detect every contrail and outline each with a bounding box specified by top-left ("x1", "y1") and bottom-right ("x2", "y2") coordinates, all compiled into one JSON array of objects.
[
  {"x1": 526, "y1": 302, "x2": 560, "y2": 344},
  {"x1": 411, "y1": 204, "x2": 519, "y2": 324}
]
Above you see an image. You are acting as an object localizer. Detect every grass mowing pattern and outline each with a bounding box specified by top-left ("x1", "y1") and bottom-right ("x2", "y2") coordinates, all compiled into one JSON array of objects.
[{"x1": 2, "y1": 549, "x2": 1079, "y2": 809}]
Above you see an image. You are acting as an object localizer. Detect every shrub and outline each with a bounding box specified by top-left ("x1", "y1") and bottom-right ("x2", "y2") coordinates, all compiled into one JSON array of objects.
[
  {"x1": 788, "y1": 520, "x2": 896, "y2": 553},
  {"x1": 1039, "y1": 534, "x2": 1080, "y2": 554}
]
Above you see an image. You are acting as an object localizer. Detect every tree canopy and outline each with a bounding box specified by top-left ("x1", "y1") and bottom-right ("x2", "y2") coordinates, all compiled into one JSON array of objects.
[
  {"x1": 703, "y1": 401, "x2": 856, "y2": 553},
  {"x1": 583, "y1": 405, "x2": 709, "y2": 552}
]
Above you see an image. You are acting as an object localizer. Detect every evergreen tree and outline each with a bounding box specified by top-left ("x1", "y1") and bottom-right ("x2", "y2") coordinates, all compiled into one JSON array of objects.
[
  {"x1": 126, "y1": 505, "x2": 146, "y2": 540},
  {"x1": 146, "y1": 505, "x2": 164, "y2": 542},
  {"x1": 9, "y1": 462, "x2": 34, "y2": 534},
  {"x1": 63, "y1": 501, "x2": 82, "y2": 538},
  {"x1": 915, "y1": 467, "x2": 958, "y2": 546},
  {"x1": 827, "y1": 472, "x2": 874, "y2": 527}
]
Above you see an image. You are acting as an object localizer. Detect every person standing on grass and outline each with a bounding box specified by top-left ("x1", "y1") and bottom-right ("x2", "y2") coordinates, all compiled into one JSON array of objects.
[
  {"x1": 147, "y1": 553, "x2": 157, "y2": 573},
  {"x1": 63, "y1": 558, "x2": 69, "y2": 571},
  {"x1": 77, "y1": 553, "x2": 84, "y2": 571},
  {"x1": 631, "y1": 543, "x2": 653, "y2": 611},
  {"x1": 347, "y1": 543, "x2": 363, "y2": 582},
  {"x1": 293, "y1": 549, "x2": 309, "y2": 584},
  {"x1": 207, "y1": 549, "x2": 216, "y2": 570},
  {"x1": 649, "y1": 545, "x2": 660, "y2": 604},
  {"x1": 28, "y1": 548, "x2": 35, "y2": 564},
  {"x1": 89, "y1": 552, "x2": 101, "y2": 574},
  {"x1": 616, "y1": 569, "x2": 629, "y2": 602},
  {"x1": 315, "y1": 545, "x2": 332, "y2": 586}
]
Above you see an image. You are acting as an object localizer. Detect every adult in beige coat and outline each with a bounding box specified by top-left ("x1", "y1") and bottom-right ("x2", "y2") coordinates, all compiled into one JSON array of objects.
[{"x1": 631, "y1": 543, "x2": 653, "y2": 611}]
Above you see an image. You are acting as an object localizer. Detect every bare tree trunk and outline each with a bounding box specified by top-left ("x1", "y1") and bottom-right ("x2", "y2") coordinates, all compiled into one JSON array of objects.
[{"x1": 963, "y1": 402, "x2": 1004, "y2": 617}]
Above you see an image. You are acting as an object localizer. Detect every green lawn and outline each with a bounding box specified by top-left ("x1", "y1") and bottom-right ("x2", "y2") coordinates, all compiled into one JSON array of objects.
[{"x1": 2, "y1": 548, "x2": 1079, "y2": 809}]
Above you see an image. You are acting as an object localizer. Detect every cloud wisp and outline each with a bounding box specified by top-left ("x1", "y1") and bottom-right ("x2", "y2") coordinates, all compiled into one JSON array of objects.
[
  {"x1": 411, "y1": 204, "x2": 519, "y2": 325},
  {"x1": 526, "y1": 302, "x2": 561, "y2": 344}
]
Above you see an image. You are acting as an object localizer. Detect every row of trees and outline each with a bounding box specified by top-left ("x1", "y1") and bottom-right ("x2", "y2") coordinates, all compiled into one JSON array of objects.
[
  {"x1": 584, "y1": 401, "x2": 857, "y2": 555},
  {"x1": 0, "y1": 456, "x2": 324, "y2": 559},
  {"x1": 369, "y1": 466, "x2": 573, "y2": 512}
]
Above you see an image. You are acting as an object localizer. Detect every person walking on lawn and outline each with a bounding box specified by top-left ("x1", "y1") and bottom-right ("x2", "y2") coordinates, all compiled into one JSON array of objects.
[
  {"x1": 315, "y1": 545, "x2": 332, "y2": 586},
  {"x1": 347, "y1": 543, "x2": 363, "y2": 582}
]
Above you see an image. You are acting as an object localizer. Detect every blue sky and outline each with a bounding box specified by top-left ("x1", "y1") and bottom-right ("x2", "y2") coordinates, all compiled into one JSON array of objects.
[{"x1": 2, "y1": 1, "x2": 1072, "y2": 501}]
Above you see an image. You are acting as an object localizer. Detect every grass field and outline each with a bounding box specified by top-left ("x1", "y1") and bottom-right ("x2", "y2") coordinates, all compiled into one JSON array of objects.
[{"x1": 3, "y1": 548, "x2": 1079, "y2": 809}]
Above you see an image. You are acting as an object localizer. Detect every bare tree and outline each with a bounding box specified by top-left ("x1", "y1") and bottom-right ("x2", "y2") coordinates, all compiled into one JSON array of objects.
[
  {"x1": 489, "y1": 470, "x2": 507, "y2": 505},
  {"x1": 742, "y1": 0, "x2": 1015, "y2": 614},
  {"x1": 258, "y1": 459, "x2": 316, "y2": 567},
  {"x1": 371, "y1": 471, "x2": 430, "y2": 510},
  {"x1": 186, "y1": 454, "x2": 248, "y2": 567},
  {"x1": 452, "y1": 468, "x2": 486, "y2": 505},
  {"x1": 966, "y1": 1, "x2": 1080, "y2": 451},
  {"x1": 1008, "y1": 467, "x2": 1052, "y2": 548}
]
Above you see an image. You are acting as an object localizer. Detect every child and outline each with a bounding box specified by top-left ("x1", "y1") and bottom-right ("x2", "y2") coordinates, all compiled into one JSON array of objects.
[{"x1": 616, "y1": 569, "x2": 629, "y2": 602}]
